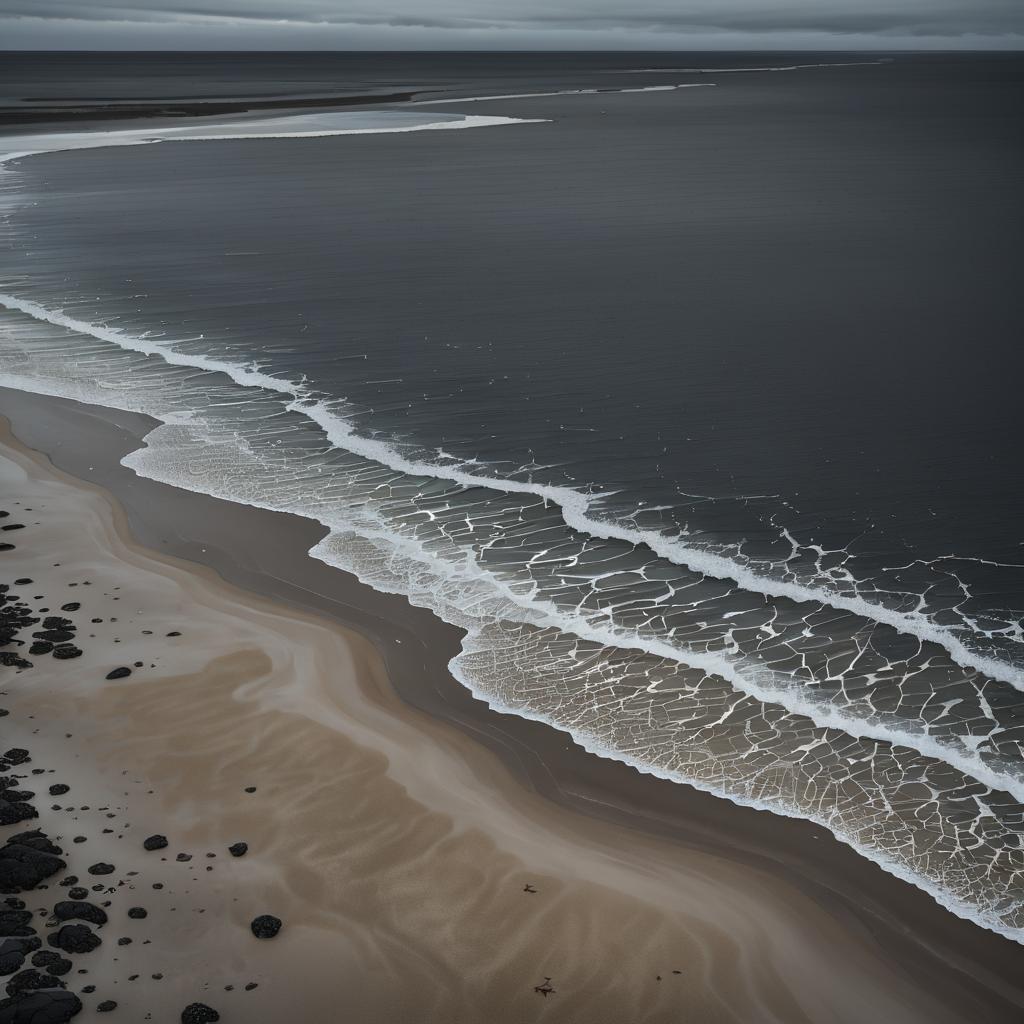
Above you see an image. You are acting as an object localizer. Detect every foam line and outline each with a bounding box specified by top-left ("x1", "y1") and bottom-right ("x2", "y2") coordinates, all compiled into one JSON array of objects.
[
  {"x1": 609, "y1": 60, "x2": 891, "y2": 74},
  {"x1": 413, "y1": 84, "x2": 715, "y2": 104},
  {"x1": 0, "y1": 290, "x2": 1020, "y2": 701},
  {"x1": 0, "y1": 112, "x2": 548, "y2": 166}
]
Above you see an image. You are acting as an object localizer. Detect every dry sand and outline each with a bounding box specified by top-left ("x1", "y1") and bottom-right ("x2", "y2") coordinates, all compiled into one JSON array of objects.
[{"x1": 1, "y1": 404, "x2": 1022, "y2": 1024}]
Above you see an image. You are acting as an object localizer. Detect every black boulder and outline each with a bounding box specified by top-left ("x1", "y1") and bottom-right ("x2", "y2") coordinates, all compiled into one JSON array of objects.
[{"x1": 249, "y1": 915, "x2": 281, "y2": 939}]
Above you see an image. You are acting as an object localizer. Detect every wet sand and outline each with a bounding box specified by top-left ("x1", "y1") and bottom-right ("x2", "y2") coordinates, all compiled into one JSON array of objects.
[{"x1": 2, "y1": 388, "x2": 1023, "y2": 1022}]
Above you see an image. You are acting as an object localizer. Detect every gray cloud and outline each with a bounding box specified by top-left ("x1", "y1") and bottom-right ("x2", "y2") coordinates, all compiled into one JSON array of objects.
[{"x1": 2, "y1": 0, "x2": 1023, "y2": 48}]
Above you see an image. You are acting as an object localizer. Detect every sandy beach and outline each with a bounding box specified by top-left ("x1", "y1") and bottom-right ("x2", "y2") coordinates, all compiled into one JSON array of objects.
[{"x1": 1, "y1": 391, "x2": 1023, "y2": 1023}]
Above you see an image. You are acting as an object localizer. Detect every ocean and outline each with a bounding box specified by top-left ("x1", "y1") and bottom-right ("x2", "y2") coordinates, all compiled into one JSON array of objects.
[{"x1": 1, "y1": 51, "x2": 1022, "y2": 939}]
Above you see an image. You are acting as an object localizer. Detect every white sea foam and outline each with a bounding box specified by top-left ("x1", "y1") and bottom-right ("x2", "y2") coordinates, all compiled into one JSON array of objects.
[
  {"x1": 0, "y1": 110, "x2": 548, "y2": 167},
  {"x1": 2, "y1": 335, "x2": 1022, "y2": 942},
  {"x1": 0, "y1": 291, "x2": 1018, "y2": 698},
  {"x1": 1, "y1": 293, "x2": 1022, "y2": 804},
  {"x1": 609, "y1": 60, "x2": 891, "y2": 74},
  {"x1": 413, "y1": 84, "x2": 715, "y2": 104}
]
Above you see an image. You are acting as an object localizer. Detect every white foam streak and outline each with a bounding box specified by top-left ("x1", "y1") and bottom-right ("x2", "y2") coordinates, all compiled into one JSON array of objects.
[
  {"x1": 413, "y1": 84, "x2": 714, "y2": 104},
  {"x1": 0, "y1": 112, "x2": 548, "y2": 167},
  {"x1": 610, "y1": 61, "x2": 891, "y2": 74},
  {"x1": 0, "y1": 290, "x2": 1021, "y2": 706}
]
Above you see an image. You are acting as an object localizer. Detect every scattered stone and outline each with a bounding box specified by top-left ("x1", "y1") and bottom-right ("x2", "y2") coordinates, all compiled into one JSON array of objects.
[
  {"x1": 28, "y1": 954, "x2": 70, "y2": 978},
  {"x1": 104, "y1": 668, "x2": 131, "y2": 681},
  {"x1": 0, "y1": 833, "x2": 66, "y2": 894},
  {"x1": 58, "y1": 604, "x2": 79, "y2": 613},
  {"x1": 85, "y1": 865, "x2": 114, "y2": 877},
  {"x1": 126, "y1": 908, "x2": 146, "y2": 920},
  {"x1": 0, "y1": 911, "x2": 32, "y2": 937},
  {"x1": 47, "y1": 924, "x2": 100, "y2": 955},
  {"x1": 46, "y1": 787, "x2": 68, "y2": 798},
  {"x1": 51, "y1": 902, "x2": 107, "y2": 927},
  {"x1": 65, "y1": 890, "x2": 87, "y2": 903},
  {"x1": 175, "y1": 854, "x2": 191, "y2": 863},
  {"x1": 0, "y1": 989, "x2": 82, "y2": 1023},
  {"x1": 97, "y1": 1001, "x2": 117, "y2": 1012},
  {"x1": 243, "y1": 787, "x2": 256, "y2": 794},
  {"x1": 181, "y1": 1004, "x2": 219, "y2": 1024},
  {"x1": 249, "y1": 915, "x2": 281, "y2": 939},
  {"x1": 31, "y1": 631, "x2": 73, "y2": 644},
  {"x1": 227, "y1": 843, "x2": 247, "y2": 858},
  {"x1": 142, "y1": 836, "x2": 167, "y2": 852},
  {"x1": 51, "y1": 647, "x2": 82, "y2": 661},
  {"x1": 5, "y1": 968, "x2": 65, "y2": 999},
  {"x1": 0, "y1": 939, "x2": 39, "y2": 979},
  {"x1": 0, "y1": 805, "x2": 37, "y2": 829}
]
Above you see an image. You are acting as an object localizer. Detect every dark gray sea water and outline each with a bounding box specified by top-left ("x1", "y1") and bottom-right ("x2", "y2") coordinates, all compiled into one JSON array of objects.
[{"x1": 1, "y1": 52, "x2": 1022, "y2": 939}]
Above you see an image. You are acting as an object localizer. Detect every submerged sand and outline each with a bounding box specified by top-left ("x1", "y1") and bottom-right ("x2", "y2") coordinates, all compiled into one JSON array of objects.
[{"x1": 1, "y1": 399, "x2": 1022, "y2": 1023}]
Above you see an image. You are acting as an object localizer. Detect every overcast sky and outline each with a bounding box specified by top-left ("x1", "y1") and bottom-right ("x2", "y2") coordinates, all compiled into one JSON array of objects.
[{"x1": 2, "y1": 1, "x2": 1023, "y2": 50}]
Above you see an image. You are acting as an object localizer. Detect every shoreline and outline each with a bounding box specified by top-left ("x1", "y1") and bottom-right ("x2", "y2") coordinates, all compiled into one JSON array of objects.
[{"x1": 2, "y1": 386, "x2": 1023, "y2": 1021}]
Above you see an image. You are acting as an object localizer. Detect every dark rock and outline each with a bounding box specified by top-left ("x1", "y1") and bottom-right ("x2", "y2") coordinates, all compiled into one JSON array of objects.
[
  {"x1": 0, "y1": 835, "x2": 65, "y2": 894},
  {"x1": 0, "y1": 989, "x2": 82, "y2": 1023},
  {"x1": 115, "y1": 939, "x2": 130, "y2": 947},
  {"x1": 5, "y1": 969, "x2": 65, "y2": 998},
  {"x1": 141, "y1": 836, "x2": 166, "y2": 852},
  {"x1": 85, "y1": 865, "x2": 114, "y2": 877},
  {"x1": 249, "y1": 915, "x2": 281, "y2": 939},
  {"x1": 0, "y1": 655, "x2": 30, "y2": 671},
  {"x1": 40, "y1": 620, "x2": 71, "y2": 632},
  {"x1": 0, "y1": 806, "x2": 36, "y2": 829},
  {"x1": 126, "y1": 908, "x2": 146, "y2": 920},
  {"x1": 58, "y1": 605, "x2": 79, "y2": 614},
  {"x1": 51, "y1": 647, "x2": 82, "y2": 661},
  {"x1": 30, "y1": 631, "x2": 73, "y2": 645},
  {"x1": 1, "y1": 753, "x2": 28, "y2": 768},
  {"x1": 47, "y1": 926, "x2": 100, "y2": 955},
  {"x1": 0, "y1": 911, "x2": 32, "y2": 936},
  {"x1": 0, "y1": 939, "x2": 39, "y2": 979},
  {"x1": 51, "y1": 902, "x2": 107, "y2": 927},
  {"x1": 6, "y1": 834, "x2": 60, "y2": 857},
  {"x1": 103, "y1": 668, "x2": 130, "y2": 681},
  {"x1": 180, "y1": 1004, "x2": 219, "y2": 1024},
  {"x1": 46, "y1": 787, "x2": 68, "y2": 798},
  {"x1": 65, "y1": 890, "x2": 87, "y2": 903},
  {"x1": 28, "y1": 644, "x2": 52, "y2": 657},
  {"x1": 28, "y1": 954, "x2": 69, "y2": 979},
  {"x1": 227, "y1": 843, "x2": 247, "y2": 858},
  {"x1": 0, "y1": 791, "x2": 33, "y2": 803},
  {"x1": 97, "y1": 1002, "x2": 116, "y2": 1013},
  {"x1": 175, "y1": 853, "x2": 191, "y2": 863}
]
